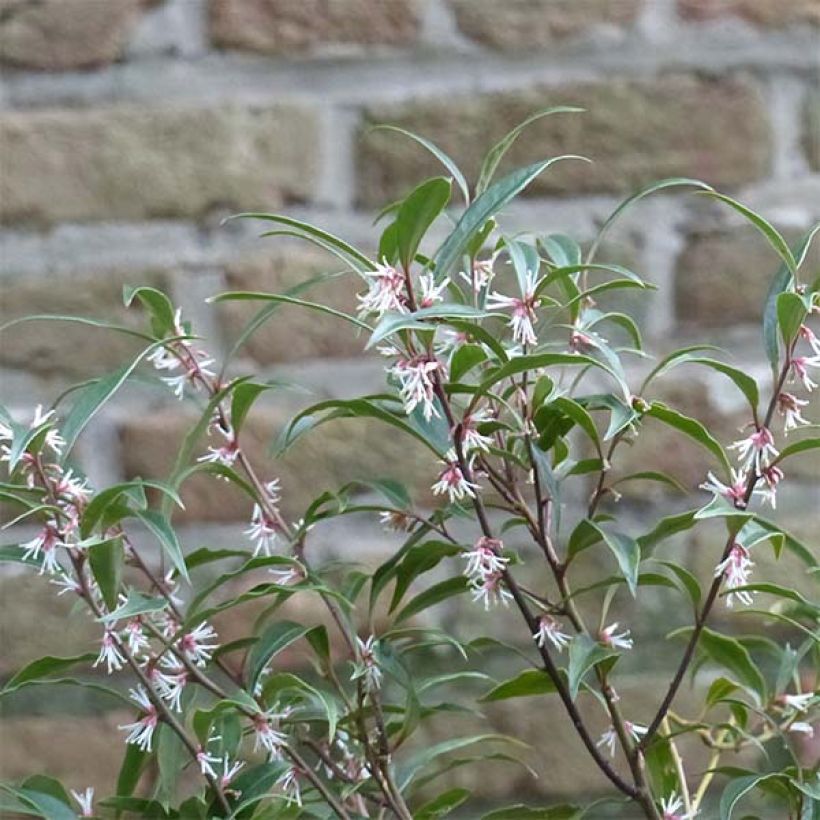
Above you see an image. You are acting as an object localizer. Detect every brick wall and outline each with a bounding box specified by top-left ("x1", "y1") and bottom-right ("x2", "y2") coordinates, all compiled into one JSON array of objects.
[{"x1": 1, "y1": 0, "x2": 819, "y2": 809}]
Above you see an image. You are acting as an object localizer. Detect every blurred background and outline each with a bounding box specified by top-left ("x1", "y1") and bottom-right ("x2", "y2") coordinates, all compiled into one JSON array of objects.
[{"x1": 1, "y1": 0, "x2": 818, "y2": 815}]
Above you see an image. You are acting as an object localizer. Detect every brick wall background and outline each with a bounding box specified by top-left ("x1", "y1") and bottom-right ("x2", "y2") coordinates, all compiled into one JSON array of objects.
[{"x1": 1, "y1": 0, "x2": 819, "y2": 813}]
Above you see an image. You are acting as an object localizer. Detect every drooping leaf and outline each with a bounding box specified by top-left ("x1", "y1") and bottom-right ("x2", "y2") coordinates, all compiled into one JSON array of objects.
[
  {"x1": 395, "y1": 576, "x2": 469, "y2": 623},
  {"x1": 3, "y1": 654, "x2": 97, "y2": 693},
  {"x1": 567, "y1": 635, "x2": 617, "y2": 700},
  {"x1": 133, "y1": 509, "x2": 189, "y2": 581}
]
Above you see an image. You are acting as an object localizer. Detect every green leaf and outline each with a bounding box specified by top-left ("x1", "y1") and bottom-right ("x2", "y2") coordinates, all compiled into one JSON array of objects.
[
  {"x1": 9, "y1": 788, "x2": 77, "y2": 820},
  {"x1": 156, "y1": 724, "x2": 186, "y2": 808},
  {"x1": 371, "y1": 125, "x2": 471, "y2": 203},
  {"x1": 116, "y1": 743, "x2": 148, "y2": 799},
  {"x1": 367, "y1": 304, "x2": 495, "y2": 349},
  {"x1": 123, "y1": 285, "x2": 176, "y2": 338},
  {"x1": 646, "y1": 402, "x2": 731, "y2": 475},
  {"x1": 657, "y1": 560, "x2": 702, "y2": 608},
  {"x1": 435, "y1": 156, "x2": 588, "y2": 279},
  {"x1": 704, "y1": 192, "x2": 797, "y2": 273},
  {"x1": 612, "y1": 471, "x2": 687, "y2": 494},
  {"x1": 551, "y1": 397, "x2": 600, "y2": 451},
  {"x1": 450, "y1": 343, "x2": 488, "y2": 383},
  {"x1": 396, "y1": 176, "x2": 452, "y2": 270},
  {"x1": 480, "y1": 669, "x2": 558, "y2": 702},
  {"x1": 227, "y1": 212, "x2": 374, "y2": 269},
  {"x1": 246, "y1": 621, "x2": 312, "y2": 692},
  {"x1": 88, "y1": 536, "x2": 124, "y2": 611},
  {"x1": 540, "y1": 233, "x2": 582, "y2": 268},
  {"x1": 133, "y1": 509, "x2": 189, "y2": 581},
  {"x1": 415, "y1": 788, "x2": 472, "y2": 820},
  {"x1": 637, "y1": 509, "x2": 698, "y2": 555},
  {"x1": 698, "y1": 627, "x2": 767, "y2": 705},
  {"x1": 775, "y1": 437, "x2": 820, "y2": 463},
  {"x1": 395, "y1": 576, "x2": 468, "y2": 623},
  {"x1": 230, "y1": 381, "x2": 276, "y2": 434},
  {"x1": 3, "y1": 654, "x2": 96, "y2": 693},
  {"x1": 720, "y1": 773, "x2": 786, "y2": 820},
  {"x1": 680, "y1": 358, "x2": 760, "y2": 416},
  {"x1": 390, "y1": 541, "x2": 463, "y2": 613},
  {"x1": 589, "y1": 523, "x2": 640, "y2": 597},
  {"x1": 567, "y1": 635, "x2": 617, "y2": 700},
  {"x1": 476, "y1": 353, "x2": 603, "y2": 399},
  {"x1": 477, "y1": 106, "x2": 584, "y2": 193},
  {"x1": 587, "y1": 178, "x2": 713, "y2": 265},
  {"x1": 777, "y1": 291, "x2": 808, "y2": 345},
  {"x1": 99, "y1": 591, "x2": 167, "y2": 623},
  {"x1": 482, "y1": 806, "x2": 581, "y2": 820}
]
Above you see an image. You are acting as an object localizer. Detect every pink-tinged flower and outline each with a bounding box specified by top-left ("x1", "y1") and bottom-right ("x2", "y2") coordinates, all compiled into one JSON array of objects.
[
  {"x1": 460, "y1": 257, "x2": 496, "y2": 293},
  {"x1": 269, "y1": 565, "x2": 305, "y2": 586},
  {"x1": 755, "y1": 464, "x2": 784, "y2": 509},
  {"x1": 54, "y1": 469, "x2": 92, "y2": 507},
  {"x1": 357, "y1": 261, "x2": 407, "y2": 318},
  {"x1": 728, "y1": 426, "x2": 778, "y2": 474},
  {"x1": 245, "y1": 504, "x2": 280, "y2": 557},
  {"x1": 597, "y1": 721, "x2": 647, "y2": 757},
  {"x1": 431, "y1": 451, "x2": 480, "y2": 503},
  {"x1": 148, "y1": 312, "x2": 216, "y2": 399},
  {"x1": 149, "y1": 663, "x2": 188, "y2": 712},
  {"x1": 599, "y1": 622, "x2": 633, "y2": 651},
  {"x1": 119, "y1": 686, "x2": 158, "y2": 752},
  {"x1": 198, "y1": 431, "x2": 239, "y2": 468},
  {"x1": 569, "y1": 327, "x2": 606, "y2": 354},
  {"x1": 196, "y1": 747, "x2": 221, "y2": 779},
  {"x1": 714, "y1": 542, "x2": 754, "y2": 607},
  {"x1": 462, "y1": 409, "x2": 495, "y2": 453},
  {"x1": 220, "y1": 755, "x2": 245, "y2": 790},
  {"x1": 799, "y1": 324, "x2": 820, "y2": 356},
  {"x1": 93, "y1": 629, "x2": 125, "y2": 674},
  {"x1": 379, "y1": 509, "x2": 416, "y2": 533},
  {"x1": 660, "y1": 792, "x2": 695, "y2": 819},
  {"x1": 462, "y1": 536, "x2": 508, "y2": 583},
  {"x1": 533, "y1": 615, "x2": 571, "y2": 652},
  {"x1": 699, "y1": 469, "x2": 748, "y2": 507},
  {"x1": 21, "y1": 522, "x2": 63, "y2": 575},
  {"x1": 50, "y1": 571, "x2": 83, "y2": 597},
  {"x1": 389, "y1": 354, "x2": 441, "y2": 421},
  {"x1": 252, "y1": 710, "x2": 288, "y2": 757},
  {"x1": 158, "y1": 569, "x2": 184, "y2": 608},
  {"x1": 470, "y1": 572, "x2": 513, "y2": 610},
  {"x1": 434, "y1": 327, "x2": 471, "y2": 355},
  {"x1": 790, "y1": 355, "x2": 820, "y2": 392},
  {"x1": 351, "y1": 635, "x2": 382, "y2": 693},
  {"x1": 788, "y1": 721, "x2": 815, "y2": 737},
  {"x1": 418, "y1": 273, "x2": 450, "y2": 308},
  {"x1": 123, "y1": 618, "x2": 150, "y2": 656},
  {"x1": 487, "y1": 270, "x2": 541, "y2": 347},
  {"x1": 178, "y1": 622, "x2": 218, "y2": 667},
  {"x1": 30, "y1": 405, "x2": 66, "y2": 456},
  {"x1": 70, "y1": 787, "x2": 94, "y2": 818},
  {"x1": 779, "y1": 692, "x2": 814, "y2": 713},
  {"x1": 277, "y1": 765, "x2": 304, "y2": 806},
  {"x1": 777, "y1": 392, "x2": 810, "y2": 433}
]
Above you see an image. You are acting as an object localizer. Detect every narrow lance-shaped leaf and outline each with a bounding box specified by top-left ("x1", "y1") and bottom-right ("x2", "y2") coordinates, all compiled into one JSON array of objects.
[{"x1": 395, "y1": 176, "x2": 452, "y2": 271}]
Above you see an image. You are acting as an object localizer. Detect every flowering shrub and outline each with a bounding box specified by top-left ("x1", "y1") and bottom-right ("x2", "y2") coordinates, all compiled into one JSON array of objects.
[{"x1": 1, "y1": 113, "x2": 818, "y2": 820}]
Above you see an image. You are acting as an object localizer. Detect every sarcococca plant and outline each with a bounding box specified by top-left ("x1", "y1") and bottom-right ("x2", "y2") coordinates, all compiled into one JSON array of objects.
[{"x1": 1, "y1": 110, "x2": 818, "y2": 819}]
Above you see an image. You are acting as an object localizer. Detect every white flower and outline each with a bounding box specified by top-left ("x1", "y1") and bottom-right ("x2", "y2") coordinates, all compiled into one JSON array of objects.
[
  {"x1": 777, "y1": 392, "x2": 810, "y2": 433},
  {"x1": 178, "y1": 622, "x2": 219, "y2": 668},
  {"x1": 462, "y1": 409, "x2": 495, "y2": 453},
  {"x1": 790, "y1": 355, "x2": 820, "y2": 391},
  {"x1": 351, "y1": 635, "x2": 382, "y2": 694},
  {"x1": 70, "y1": 787, "x2": 94, "y2": 818},
  {"x1": 788, "y1": 721, "x2": 815, "y2": 737},
  {"x1": 220, "y1": 755, "x2": 246, "y2": 789},
  {"x1": 800, "y1": 324, "x2": 820, "y2": 355},
  {"x1": 728, "y1": 426, "x2": 778, "y2": 474},
  {"x1": 196, "y1": 747, "x2": 221, "y2": 779},
  {"x1": 418, "y1": 273, "x2": 450, "y2": 308},
  {"x1": 755, "y1": 465, "x2": 784, "y2": 509},
  {"x1": 487, "y1": 270, "x2": 541, "y2": 347},
  {"x1": 93, "y1": 629, "x2": 125, "y2": 674},
  {"x1": 460, "y1": 257, "x2": 496, "y2": 292},
  {"x1": 389, "y1": 354, "x2": 441, "y2": 421},
  {"x1": 149, "y1": 664, "x2": 188, "y2": 712},
  {"x1": 699, "y1": 468, "x2": 748, "y2": 507},
  {"x1": 379, "y1": 510, "x2": 415, "y2": 533},
  {"x1": 431, "y1": 451, "x2": 480, "y2": 503},
  {"x1": 660, "y1": 792, "x2": 696, "y2": 819},
  {"x1": 21, "y1": 522, "x2": 63, "y2": 575},
  {"x1": 50, "y1": 571, "x2": 82, "y2": 597},
  {"x1": 54, "y1": 469, "x2": 92, "y2": 506},
  {"x1": 119, "y1": 686, "x2": 158, "y2": 752},
  {"x1": 31, "y1": 405, "x2": 66, "y2": 455},
  {"x1": 597, "y1": 721, "x2": 647, "y2": 757},
  {"x1": 277, "y1": 766, "x2": 303, "y2": 806},
  {"x1": 198, "y1": 431, "x2": 239, "y2": 468},
  {"x1": 600, "y1": 622, "x2": 633, "y2": 651},
  {"x1": 252, "y1": 710, "x2": 288, "y2": 757},
  {"x1": 715, "y1": 542, "x2": 754, "y2": 607},
  {"x1": 533, "y1": 615, "x2": 571, "y2": 652},
  {"x1": 245, "y1": 504, "x2": 280, "y2": 557},
  {"x1": 357, "y1": 261, "x2": 407, "y2": 318},
  {"x1": 123, "y1": 618, "x2": 150, "y2": 656},
  {"x1": 781, "y1": 692, "x2": 814, "y2": 713},
  {"x1": 470, "y1": 572, "x2": 513, "y2": 610}
]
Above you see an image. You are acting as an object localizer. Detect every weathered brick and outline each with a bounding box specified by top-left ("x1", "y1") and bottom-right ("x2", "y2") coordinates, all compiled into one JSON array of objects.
[
  {"x1": 0, "y1": 270, "x2": 165, "y2": 378},
  {"x1": 449, "y1": 0, "x2": 643, "y2": 49},
  {"x1": 209, "y1": 0, "x2": 421, "y2": 55},
  {"x1": 357, "y1": 77, "x2": 771, "y2": 206},
  {"x1": 0, "y1": 0, "x2": 142, "y2": 71},
  {"x1": 678, "y1": 0, "x2": 820, "y2": 26},
  {"x1": 218, "y1": 249, "x2": 365, "y2": 364},
  {"x1": 0, "y1": 104, "x2": 318, "y2": 225},
  {"x1": 805, "y1": 91, "x2": 820, "y2": 171},
  {"x1": 119, "y1": 408, "x2": 438, "y2": 522},
  {"x1": 674, "y1": 227, "x2": 820, "y2": 327}
]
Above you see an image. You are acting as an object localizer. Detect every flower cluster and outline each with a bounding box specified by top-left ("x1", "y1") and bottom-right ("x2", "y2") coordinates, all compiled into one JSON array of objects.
[
  {"x1": 714, "y1": 541, "x2": 754, "y2": 607},
  {"x1": 463, "y1": 536, "x2": 512, "y2": 610}
]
